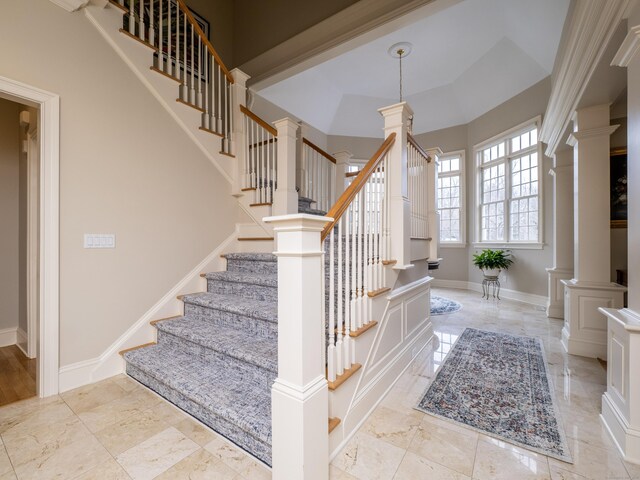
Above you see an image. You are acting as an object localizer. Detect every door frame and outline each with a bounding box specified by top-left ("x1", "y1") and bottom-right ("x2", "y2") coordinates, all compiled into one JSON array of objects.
[
  {"x1": 26, "y1": 126, "x2": 39, "y2": 359},
  {"x1": 0, "y1": 75, "x2": 60, "y2": 397}
]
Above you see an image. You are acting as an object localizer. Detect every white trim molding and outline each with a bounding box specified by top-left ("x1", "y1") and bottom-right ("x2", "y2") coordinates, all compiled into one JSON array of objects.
[
  {"x1": 539, "y1": 0, "x2": 631, "y2": 157},
  {"x1": 0, "y1": 75, "x2": 60, "y2": 398},
  {"x1": 0, "y1": 328, "x2": 18, "y2": 348},
  {"x1": 612, "y1": 25, "x2": 640, "y2": 66},
  {"x1": 49, "y1": 0, "x2": 89, "y2": 12},
  {"x1": 432, "y1": 279, "x2": 548, "y2": 307}
]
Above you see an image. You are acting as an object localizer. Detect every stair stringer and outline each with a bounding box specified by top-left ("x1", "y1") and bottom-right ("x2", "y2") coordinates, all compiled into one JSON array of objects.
[
  {"x1": 84, "y1": 4, "x2": 273, "y2": 237},
  {"x1": 328, "y1": 275, "x2": 435, "y2": 459}
]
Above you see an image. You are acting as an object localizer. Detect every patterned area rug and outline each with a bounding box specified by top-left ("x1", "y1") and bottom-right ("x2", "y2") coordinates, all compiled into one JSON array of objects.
[
  {"x1": 415, "y1": 328, "x2": 572, "y2": 463},
  {"x1": 430, "y1": 296, "x2": 462, "y2": 315}
]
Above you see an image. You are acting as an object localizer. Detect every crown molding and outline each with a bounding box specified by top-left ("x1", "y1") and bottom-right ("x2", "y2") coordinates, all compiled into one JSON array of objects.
[
  {"x1": 539, "y1": 0, "x2": 630, "y2": 157},
  {"x1": 49, "y1": 0, "x2": 89, "y2": 12},
  {"x1": 612, "y1": 25, "x2": 640, "y2": 66},
  {"x1": 566, "y1": 125, "x2": 619, "y2": 147}
]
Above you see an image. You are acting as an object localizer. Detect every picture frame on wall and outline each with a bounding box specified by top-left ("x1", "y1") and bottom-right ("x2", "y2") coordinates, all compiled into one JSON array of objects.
[{"x1": 610, "y1": 147, "x2": 627, "y2": 228}]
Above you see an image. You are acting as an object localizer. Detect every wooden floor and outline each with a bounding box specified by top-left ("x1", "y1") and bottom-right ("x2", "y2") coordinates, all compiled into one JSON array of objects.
[{"x1": 0, "y1": 345, "x2": 36, "y2": 406}]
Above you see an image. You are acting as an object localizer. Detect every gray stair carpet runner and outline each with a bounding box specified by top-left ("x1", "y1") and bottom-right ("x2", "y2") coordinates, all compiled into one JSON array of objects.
[
  {"x1": 298, "y1": 196, "x2": 327, "y2": 215},
  {"x1": 122, "y1": 253, "x2": 278, "y2": 466}
]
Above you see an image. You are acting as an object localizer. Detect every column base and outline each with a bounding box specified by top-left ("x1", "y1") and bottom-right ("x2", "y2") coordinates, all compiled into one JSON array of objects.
[
  {"x1": 560, "y1": 279, "x2": 626, "y2": 358},
  {"x1": 546, "y1": 267, "x2": 573, "y2": 319},
  {"x1": 599, "y1": 307, "x2": 640, "y2": 465}
]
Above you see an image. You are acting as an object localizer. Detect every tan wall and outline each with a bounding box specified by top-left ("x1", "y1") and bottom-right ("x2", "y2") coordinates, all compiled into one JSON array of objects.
[
  {"x1": 0, "y1": 98, "x2": 22, "y2": 332},
  {"x1": 0, "y1": 0, "x2": 241, "y2": 366},
  {"x1": 233, "y1": 0, "x2": 358, "y2": 67},
  {"x1": 186, "y1": 0, "x2": 234, "y2": 68}
]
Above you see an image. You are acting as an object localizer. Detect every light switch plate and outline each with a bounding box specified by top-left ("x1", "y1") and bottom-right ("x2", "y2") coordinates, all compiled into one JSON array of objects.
[{"x1": 84, "y1": 234, "x2": 116, "y2": 249}]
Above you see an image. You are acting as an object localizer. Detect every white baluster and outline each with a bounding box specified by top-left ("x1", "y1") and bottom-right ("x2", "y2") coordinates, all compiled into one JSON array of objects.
[
  {"x1": 328, "y1": 227, "x2": 336, "y2": 382},
  {"x1": 149, "y1": 0, "x2": 155, "y2": 45},
  {"x1": 128, "y1": 0, "x2": 134, "y2": 34},
  {"x1": 336, "y1": 216, "x2": 344, "y2": 376},
  {"x1": 174, "y1": 4, "x2": 179, "y2": 79},
  {"x1": 159, "y1": 0, "x2": 164, "y2": 71},
  {"x1": 344, "y1": 206, "x2": 352, "y2": 371},
  {"x1": 138, "y1": 0, "x2": 144, "y2": 41},
  {"x1": 196, "y1": 37, "x2": 202, "y2": 108}
]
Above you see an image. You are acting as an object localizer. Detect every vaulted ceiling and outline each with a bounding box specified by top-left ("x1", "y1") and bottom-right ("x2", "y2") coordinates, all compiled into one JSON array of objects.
[{"x1": 256, "y1": 0, "x2": 570, "y2": 137}]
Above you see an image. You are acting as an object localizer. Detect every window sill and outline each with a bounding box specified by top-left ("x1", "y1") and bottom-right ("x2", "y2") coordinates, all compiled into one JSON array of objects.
[
  {"x1": 472, "y1": 242, "x2": 545, "y2": 250},
  {"x1": 440, "y1": 243, "x2": 467, "y2": 249}
]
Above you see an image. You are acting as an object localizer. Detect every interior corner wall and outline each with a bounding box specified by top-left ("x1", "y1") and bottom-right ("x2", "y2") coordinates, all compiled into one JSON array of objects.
[
  {"x1": 0, "y1": 98, "x2": 22, "y2": 333},
  {"x1": 0, "y1": 0, "x2": 240, "y2": 366}
]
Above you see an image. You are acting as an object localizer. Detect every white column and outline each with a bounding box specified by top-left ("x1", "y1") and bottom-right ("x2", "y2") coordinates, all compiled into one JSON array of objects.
[
  {"x1": 272, "y1": 118, "x2": 299, "y2": 216},
  {"x1": 332, "y1": 150, "x2": 353, "y2": 199},
  {"x1": 561, "y1": 104, "x2": 626, "y2": 358},
  {"x1": 230, "y1": 69, "x2": 250, "y2": 197},
  {"x1": 600, "y1": 14, "x2": 640, "y2": 464},
  {"x1": 264, "y1": 214, "x2": 330, "y2": 480},
  {"x1": 425, "y1": 147, "x2": 442, "y2": 263},
  {"x1": 378, "y1": 102, "x2": 413, "y2": 269},
  {"x1": 546, "y1": 149, "x2": 574, "y2": 318}
]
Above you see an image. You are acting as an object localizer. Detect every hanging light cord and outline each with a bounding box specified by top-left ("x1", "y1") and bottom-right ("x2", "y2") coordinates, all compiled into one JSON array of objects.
[{"x1": 398, "y1": 48, "x2": 404, "y2": 102}]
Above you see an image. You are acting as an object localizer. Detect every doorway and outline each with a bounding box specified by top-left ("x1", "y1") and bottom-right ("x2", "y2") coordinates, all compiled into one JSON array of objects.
[{"x1": 0, "y1": 75, "x2": 60, "y2": 398}]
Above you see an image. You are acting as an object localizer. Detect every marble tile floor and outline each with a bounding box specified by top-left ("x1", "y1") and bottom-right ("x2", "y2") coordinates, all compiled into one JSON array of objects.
[{"x1": 0, "y1": 287, "x2": 636, "y2": 479}]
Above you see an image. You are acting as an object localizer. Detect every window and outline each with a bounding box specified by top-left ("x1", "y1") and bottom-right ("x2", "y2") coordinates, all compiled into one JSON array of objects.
[
  {"x1": 475, "y1": 119, "x2": 542, "y2": 246},
  {"x1": 437, "y1": 151, "x2": 465, "y2": 244}
]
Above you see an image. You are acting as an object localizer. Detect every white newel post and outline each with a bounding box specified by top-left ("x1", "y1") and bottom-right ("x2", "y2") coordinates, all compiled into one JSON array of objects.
[
  {"x1": 273, "y1": 118, "x2": 300, "y2": 216},
  {"x1": 264, "y1": 214, "x2": 330, "y2": 480},
  {"x1": 599, "y1": 16, "x2": 640, "y2": 464},
  {"x1": 230, "y1": 69, "x2": 250, "y2": 196},
  {"x1": 561, "y1": 104, "x2": 626, "y2": 358},
  {"x1": 546, "y1": 149, "x2": 574, "y2": 319},
  {"x1": 378, "y1": 102, "x2": 413, "y2": 268},
  {"x1": 425, "y1": 147, "x2": 442, "y2": 261},
  {"x1": 333, "y1": 150, "x2": 353, "y2": 199}
]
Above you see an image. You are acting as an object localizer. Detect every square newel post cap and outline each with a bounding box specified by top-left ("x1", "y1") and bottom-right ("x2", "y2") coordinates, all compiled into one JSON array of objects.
[
  {"x1": 273, "y1": 117, "x2": 299, "y2": 137},
  {"x1": 332, "y1": 150, "x2": 353, "y2": 165},
  {"x1": 378, "y1": 102, "x2": 414, "y2": 126},
  {"x1": 230, "y1": 68, "x2": 250, "y2": 87},
  {"x1": 264, "y1": 213, "x2": 334, "y2": 231}
]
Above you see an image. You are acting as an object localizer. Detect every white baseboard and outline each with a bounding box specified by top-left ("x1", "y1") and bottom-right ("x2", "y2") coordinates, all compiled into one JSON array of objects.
[
  {"x1": 0, "y1": 327, "x2": 17, "y2": 348},
  {"x1": 432, "y1": 279, "x2": 548, "y2": 306},
  {"x1": 58, "y1": 231, "x2": 238, "y2": 392},
  {"x1": 16, "y1": 328, "x2": 28, "y2": 356}
]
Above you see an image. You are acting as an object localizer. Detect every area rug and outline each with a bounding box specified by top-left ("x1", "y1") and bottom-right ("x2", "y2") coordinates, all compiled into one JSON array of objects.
[
  {"x1": 430, "y1": 295, "x2": 462, "y2": 315},
  {"x1": 415, "y1": 328, "x2": 572, "y2": 463}
]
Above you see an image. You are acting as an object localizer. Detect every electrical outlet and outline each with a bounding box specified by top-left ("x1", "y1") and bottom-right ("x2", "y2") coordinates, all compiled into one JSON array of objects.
[{"x1": 84, "y1": 234, "x2": 116, "y2": 249}]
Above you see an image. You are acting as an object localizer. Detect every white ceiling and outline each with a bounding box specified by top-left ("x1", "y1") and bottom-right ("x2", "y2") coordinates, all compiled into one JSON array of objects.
[{"x1": 256, "y1": 0, "x2": 570, "y2": 138}]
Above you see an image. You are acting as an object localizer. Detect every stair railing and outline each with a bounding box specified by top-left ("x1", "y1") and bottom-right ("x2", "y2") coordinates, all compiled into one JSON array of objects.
[
  {"x1": 116, "y1": 0, "x2": 235, "y2": 153},
  {"x1": 240, "y1": 105, "x2": 278, "y2": 205},
  {"x1": 407, "y1": 133, "x2": 432, "y2": 239},
  {"x1": 301, "y1": 138, "x2": 337, "y2": 213},
  {"x1": 322, "y1": 133, "x2": 396, "y2": 382}
]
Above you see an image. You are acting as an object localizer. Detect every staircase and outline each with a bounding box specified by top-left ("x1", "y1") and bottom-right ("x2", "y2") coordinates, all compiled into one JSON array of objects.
[{"x1": 122, "y1": 253, "x2": 278, "y2": 465}]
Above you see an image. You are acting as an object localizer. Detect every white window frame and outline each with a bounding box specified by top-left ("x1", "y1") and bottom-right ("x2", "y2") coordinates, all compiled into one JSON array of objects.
[
  {"x1": 473, "y1": 116, "x2": 544, "y2": 250},
  {"x1": 437, "y1": 150, "x2": 466, "y2": 247}
]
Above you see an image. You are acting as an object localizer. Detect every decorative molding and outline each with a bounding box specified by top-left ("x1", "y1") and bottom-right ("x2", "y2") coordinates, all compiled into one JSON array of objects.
[
  {"x1": 539, "y1": 0, "x2": 631, "y2": 157},
  {"x1": 612, "y1": 25, "x2": 640, "y2": 66},
  {"x1": 59, "y1": 230, "x2": 238, "y2": 392},
  {"x1": 0, "y1": 328, "x2": 17, "y2": 348},
  {"x1": 431, "y1": 279, "x2": 549, "y2": 306},
  {"x1": 49, "y1": 0, "x2": 89, "y2": 12},
  {"x1": 16, "y1": 328, "x2": 28, "y2": 357},
  {"x1": 566, "y1": 125, "x2": 620, "y2": 146}
]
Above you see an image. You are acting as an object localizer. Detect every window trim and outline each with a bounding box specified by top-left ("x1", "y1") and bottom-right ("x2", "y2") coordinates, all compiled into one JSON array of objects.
[
  {"x1": 473, "y1": 116, "x2": 544, "y2": 249},
  {"x1": 437, "y1": 149, "x2": 466, "y2": 246}
]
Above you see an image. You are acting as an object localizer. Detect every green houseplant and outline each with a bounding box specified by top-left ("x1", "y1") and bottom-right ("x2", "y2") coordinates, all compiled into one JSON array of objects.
[{"x1": 472, "y1": 249, "x2": 513, "y2": 278}]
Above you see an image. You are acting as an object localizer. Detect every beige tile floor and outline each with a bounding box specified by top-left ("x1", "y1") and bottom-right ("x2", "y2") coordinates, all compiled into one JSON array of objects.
[{"x1": 0, "y1": 287, "x2": 636, "y2": 479}]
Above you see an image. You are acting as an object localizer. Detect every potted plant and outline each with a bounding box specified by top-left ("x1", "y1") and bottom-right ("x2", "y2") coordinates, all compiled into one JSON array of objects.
[{"x1": 472, "y1": 249, "x2": 513, "y2": 278}]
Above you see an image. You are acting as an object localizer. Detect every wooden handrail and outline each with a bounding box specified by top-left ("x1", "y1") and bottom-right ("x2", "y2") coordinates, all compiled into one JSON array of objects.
[
  {"x1": 176, "y1": 0, "x2": 234, "y2": 84},
  {"x1": 249, "y1": 137, "x2": 277, "y2": 149},
  {"x1": 321, "y1": 133, "x2": 396, "y2": 241},
  {"x1": 302, "y1": 138, "x2": 337, "y2": 164},
  {"x1": 240, "y1": 105, "x2": 277, "y2": 136},
  {"x1": 345, "y1": 171, "x2": 360, "y2": 178},
  {"x1": 407, "y1": 133, "x2": 431, "y2": 163}
]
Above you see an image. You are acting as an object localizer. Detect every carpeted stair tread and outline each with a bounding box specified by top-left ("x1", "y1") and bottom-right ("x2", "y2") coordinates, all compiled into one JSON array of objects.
[
  {"x1": 205, "y1": 270, "x2": 277, "y2": 287},
  {"x1": 154, "y1": 316, "x2": 277, "y2": 372},
  {"x1": 124, "y1": 343, "x2": 272, "y2": 444},
  {"x1": 181, "y1": 292, "x2": 277, "y2": 323},
  {"x1": 222, "y1": 252, "x2": 276, "y2": 263}
]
